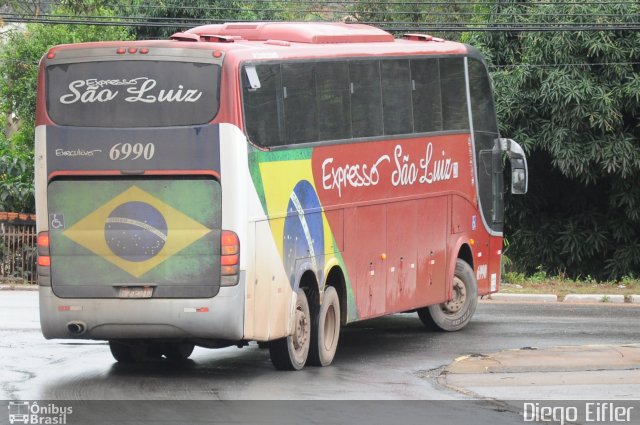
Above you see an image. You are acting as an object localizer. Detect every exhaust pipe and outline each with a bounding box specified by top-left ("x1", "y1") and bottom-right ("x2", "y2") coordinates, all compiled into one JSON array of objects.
[{"x1": 66, "y1": 321, "x2": 87, "y2": 335}]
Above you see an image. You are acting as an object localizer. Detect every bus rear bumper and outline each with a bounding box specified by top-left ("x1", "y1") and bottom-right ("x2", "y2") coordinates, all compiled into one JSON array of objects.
[{"x1": 39, "y1": 274, "x2": 245, "y2": 342}]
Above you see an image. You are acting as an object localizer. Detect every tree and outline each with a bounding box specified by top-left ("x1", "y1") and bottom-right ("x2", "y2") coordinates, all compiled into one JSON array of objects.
[
  {"x1": 468, "y1": 1, "x2": 640, "y2": 280},
  {"x1": 345, "y1": 0, "x2": 472, "y2": 39},
  {"x1": 0, "y1": 6, "x2": 132, "y2": 212},
  {"x1": 119, "y1": 0, "x2": 289, "y2": 40}
]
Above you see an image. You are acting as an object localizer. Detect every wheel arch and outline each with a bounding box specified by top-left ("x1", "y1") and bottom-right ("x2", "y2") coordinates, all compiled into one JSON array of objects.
[
  {"x1": 447, "y1": 238, "x2": 475, "y2": 300},
  {"x1": 458, "y1": 243, "x2": 474, "y2": 269},
  {"x1": 323, "y1": 265, "x2": 347, "y2": 326},
  {"x1": 298, "y1": 269, "x2": 320, "y2": 314}
]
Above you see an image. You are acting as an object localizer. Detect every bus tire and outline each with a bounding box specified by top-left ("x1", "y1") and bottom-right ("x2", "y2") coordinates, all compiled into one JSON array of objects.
[
  {"x1": 164, "y1": 342, "x2": 194, "y2": 361},
  {"x1": 269, "y1": 288, "x2": 310, "y2": 370},
  {"x1": 308, "y1": 286, "x2": 341, "y2": 367},
  {"x1": 418, "y1": 259, "x2": 477, "y2": 332},
  {"x1": 109, "y1": 340, "x2": 135, "y2": 363}
]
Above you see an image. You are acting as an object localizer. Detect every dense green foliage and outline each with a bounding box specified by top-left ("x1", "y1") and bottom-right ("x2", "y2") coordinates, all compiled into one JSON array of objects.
[
  {"x1": 0, "y1": 6, "x2": 132, "y2": 212},
  {"x1": 0, "y1": 6, "x2": 132, "y2": 144},
  {"x1": 0, "y1": 133, "x2": 33, "y2": 213},
  {"x1": 119, "y1": 0, "x2": 289, "y2": 40},
  {"x1": 1, "y1": 1, "x2": 639, "y2": 280},
  {"x1": 468, "y1": 2, "x2": 640, "y2": 280}
]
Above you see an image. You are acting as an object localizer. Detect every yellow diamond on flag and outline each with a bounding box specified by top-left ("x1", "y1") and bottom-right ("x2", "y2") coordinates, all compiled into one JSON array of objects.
[{"x1": 63, "y1": 186, "x2": 211, "y2": 278}]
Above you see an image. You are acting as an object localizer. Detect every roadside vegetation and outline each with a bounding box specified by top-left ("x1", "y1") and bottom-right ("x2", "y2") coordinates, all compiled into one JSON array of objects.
[
  {"x1": 502, "y1": 269, "x2": 640, "y2": 299},
  {"x1": 2, "y1": 1, "x2": 640, "y2": 283}
]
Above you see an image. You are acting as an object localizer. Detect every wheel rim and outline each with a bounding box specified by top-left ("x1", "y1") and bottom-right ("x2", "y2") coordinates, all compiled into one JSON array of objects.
[
  {"x1": 323, "y1": 304, "x2": 337, "y2": 350},
  {"x1": 442, "y1": 276, "x2": 467, "y2": 314},
  {"x1": 292, "y1": 304, "x2": 309, "y2": 358}
]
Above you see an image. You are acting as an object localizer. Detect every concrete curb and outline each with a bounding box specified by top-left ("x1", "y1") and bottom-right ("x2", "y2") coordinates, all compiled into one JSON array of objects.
[
  {"x1": 563, "y1": 294, "x2": 625, "y2": 304},
  {"x1": 487, "y1": 292, "x2": 640, "y2": 304},
  {"x1": 489, "y1": 293, "x2": 558, "y2": 302}
]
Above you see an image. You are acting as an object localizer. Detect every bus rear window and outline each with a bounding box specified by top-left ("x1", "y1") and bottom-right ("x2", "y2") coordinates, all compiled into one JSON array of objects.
[{"x1": 46, "y1": 61, "x2": 220, "y2": 127}]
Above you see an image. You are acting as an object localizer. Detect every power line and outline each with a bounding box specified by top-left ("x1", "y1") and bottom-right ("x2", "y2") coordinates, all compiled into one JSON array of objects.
[
  {"x1": 4, "y1": 16, "x2": 640, "y2": 32},
  {"x1": 9, "y1": 11, "x2": 640, "y2": 23},
  {"x1": 34, "y1": 0, "x2": 640, "y2": 17},
  {"x1": 488, "y1": 61, "x2": 640, "y2": 69},
  {"x1": 38, "y1": 0, "x2": 640, "y2": 6},
  {"x1": 16, "y1": 9, "x2": 640, "y2": 19}
]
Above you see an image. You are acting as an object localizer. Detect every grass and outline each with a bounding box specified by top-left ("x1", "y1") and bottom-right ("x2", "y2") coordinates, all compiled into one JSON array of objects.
[{"x1": 501, "y1": 270, "x2": 640, "y2": 300}]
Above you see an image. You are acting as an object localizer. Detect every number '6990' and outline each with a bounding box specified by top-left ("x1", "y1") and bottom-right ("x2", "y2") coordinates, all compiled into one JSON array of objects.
[{"x1": 109, "y1": 143, "x2": 155, "y2": 160}]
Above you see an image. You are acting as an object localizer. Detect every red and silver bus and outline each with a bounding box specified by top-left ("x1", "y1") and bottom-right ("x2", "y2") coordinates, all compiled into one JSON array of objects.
[{"x1": 36, "y1": 22, "x2": 527, "y2": 370}]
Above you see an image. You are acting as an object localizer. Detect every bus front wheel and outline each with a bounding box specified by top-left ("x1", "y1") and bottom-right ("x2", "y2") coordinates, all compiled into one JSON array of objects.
[
  {"x1": 418, "y1": 259, "x2": 478, "y2": 331},
  {"x1": 308, "y1": 286, "x2": 341, "y2": 367},
  {"x1": 269, "y1": 288, "x2": 310, "y2": 370}
]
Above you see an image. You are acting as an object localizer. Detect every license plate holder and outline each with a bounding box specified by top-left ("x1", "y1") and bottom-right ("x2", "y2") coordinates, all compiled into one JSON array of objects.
[{"x1": 117, "y1": 286, "x2": 154, "y2": 298}]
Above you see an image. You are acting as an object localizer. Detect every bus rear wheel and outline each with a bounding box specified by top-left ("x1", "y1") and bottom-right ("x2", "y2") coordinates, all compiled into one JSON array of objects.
[
  {"x1": 418, "y1": 258, "x2": 478, "y2": 331},
  {"x1": 163, "y1": 342, "x2": 195, "y2": 361},
  {"x1": 109, "y1": 340, "x2": 135, "y2": 363},
  {"x1": 269, "y1": 288, "x2": 310, "y2": 370},
  {"x1": 308, "y1": 286, "x2": 341, "y2": 367}
]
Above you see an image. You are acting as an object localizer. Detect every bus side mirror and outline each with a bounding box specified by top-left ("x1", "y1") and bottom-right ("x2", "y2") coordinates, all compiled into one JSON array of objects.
[{"x1": 498, "y1": 138, "x2": 528, "y2": 195}]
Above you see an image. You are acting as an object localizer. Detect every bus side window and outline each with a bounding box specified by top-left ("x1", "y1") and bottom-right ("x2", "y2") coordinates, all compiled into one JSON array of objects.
[
  {"x1": 243, "y1": 64, "x2": 285, "y2": 147},
  {"x1": 439, "y1": 58, "x2": 469, "y2": 131},
  {"x1": 316, "y1": 61, "x2": 351, "y2": 141},
  {"x1": 282, "y1": 63, "x2": 318, "y2": 144},
  {"x1": 349, "y1": 60, "x2": 383, "y2": 138},
  {"x1": 411, "y1": 58, "x2": 443, "y2": 133},
  {"x1": 468, "y1": 59, "x2": 499, "y2": 134},
  {"x1": 381, "y1": 59, "x2": 413, "y2": 135}
]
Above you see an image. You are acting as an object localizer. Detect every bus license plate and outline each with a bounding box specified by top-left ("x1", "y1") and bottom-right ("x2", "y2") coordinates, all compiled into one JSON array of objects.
[{"x1": 118, "y1": 287, "x2": 153, "y2": 298}]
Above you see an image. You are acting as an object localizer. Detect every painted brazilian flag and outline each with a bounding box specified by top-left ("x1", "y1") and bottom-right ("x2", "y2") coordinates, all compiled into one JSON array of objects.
[{"x1": 48, "y1": 179, "x2": 221, "y2": 295}]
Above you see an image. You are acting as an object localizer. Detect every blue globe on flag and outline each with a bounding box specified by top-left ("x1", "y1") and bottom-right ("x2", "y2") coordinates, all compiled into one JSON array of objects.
[
  {"x1": 105, "y1": 202, "x2": 168, "y2": 262},
  {"x1": 283, "y1": 180, "x2": 324, "y2": 287}
]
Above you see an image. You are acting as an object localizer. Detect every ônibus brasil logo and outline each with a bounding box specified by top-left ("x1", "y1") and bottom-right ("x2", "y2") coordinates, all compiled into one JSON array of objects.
[{"x1": 7, "y1": 401, "x2": 73, "y2": 424}]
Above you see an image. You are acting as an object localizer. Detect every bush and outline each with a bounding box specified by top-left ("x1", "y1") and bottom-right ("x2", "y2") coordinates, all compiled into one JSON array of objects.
[{"x1": 0, "y1": 135, "x2": 34, "y2": 213}]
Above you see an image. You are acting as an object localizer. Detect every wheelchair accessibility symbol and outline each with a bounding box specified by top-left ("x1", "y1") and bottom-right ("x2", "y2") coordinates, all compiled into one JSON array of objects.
[{"x1": 49, "y1": 213, "x2": 65, "y2": 230}]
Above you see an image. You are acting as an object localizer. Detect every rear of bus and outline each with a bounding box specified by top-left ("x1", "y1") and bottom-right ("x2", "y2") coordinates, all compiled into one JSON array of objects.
[{"x1": 35, "y1": 43, "x2": 245, "y2": 348}]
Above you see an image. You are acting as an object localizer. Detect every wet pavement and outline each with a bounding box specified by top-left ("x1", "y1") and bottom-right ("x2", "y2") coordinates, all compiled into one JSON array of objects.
[{"x1": 1, "y1": 291, "x2": 639, "y2": 401}]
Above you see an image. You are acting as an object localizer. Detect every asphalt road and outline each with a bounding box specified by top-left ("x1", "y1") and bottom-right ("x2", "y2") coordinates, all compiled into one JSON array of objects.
[
  {"x1": 1, "y1": 291, "x2": 639, "y2": 424},
  {"x1": 1, "y1": 291, "x2": 639, "y2": 400}
]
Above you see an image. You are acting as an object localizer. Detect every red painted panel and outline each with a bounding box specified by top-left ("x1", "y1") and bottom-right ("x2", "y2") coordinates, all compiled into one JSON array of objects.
[
  {"x1": 385, "y1": 201, "x2": 418, "y2": 312},
  {"x1": 415, "y1": 196, "x2": 449, "y2": 307},
  {"x1": 353, "y1": 205, "x2": 386, "y2": 318},
  {"x1": 474, "y1": 236, "x2": 491, "y2": 295},
  {"x1": 451, "y1": 195, "x2": 471, "y2": 235},
  {"x1": 487, "y1": 235, "x2": 504, "y2": 295}
]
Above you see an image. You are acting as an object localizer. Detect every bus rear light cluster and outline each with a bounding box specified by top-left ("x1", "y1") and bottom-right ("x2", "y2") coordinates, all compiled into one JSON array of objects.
[
  {"x1": 37, "y1": 232, "x2": 52, "y2": 281},
  {"x1": 37, "y1": 231, "x2": 50, "y2": 264},
  {"x1": 221, "y1": 230, "x2": 240, "y2": 286}
]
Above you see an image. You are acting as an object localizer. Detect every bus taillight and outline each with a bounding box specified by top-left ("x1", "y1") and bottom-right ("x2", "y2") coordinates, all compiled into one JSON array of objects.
[
  {"x1": 38, "y1": 232, "x2": 50, "y2": 249},
  {"x1": 37, "y1": 231, "x2": 51, "y2": 268},
  {"x1": 221, "y1": 230, "x2": 239, "y2": 286}
]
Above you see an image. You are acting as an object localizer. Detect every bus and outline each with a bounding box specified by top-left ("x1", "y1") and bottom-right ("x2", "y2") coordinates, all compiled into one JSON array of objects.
[{"x1": 35, "y1": 22, "x2": 527, "y2": 370}]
